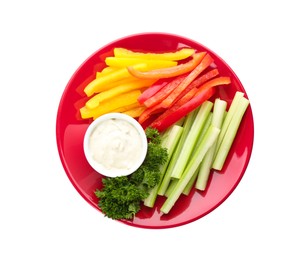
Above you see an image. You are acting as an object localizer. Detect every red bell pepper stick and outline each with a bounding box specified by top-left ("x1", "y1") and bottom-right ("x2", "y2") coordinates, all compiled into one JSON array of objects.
[
  {"x1": 150, "y1": 87, "x2": 216, "y2": 132},
  {"x1": 127, "y1": 52, "x2": 206, "y2": 79},
  {"x1": 160, "y1": 53, "x2": 214, "y2": 109},
  {"x1": 188, "y1": 68, "x2": 219, "y2": 89},
  {"x1": 138, "y1": 79, "x2": 169, "y2": 104},
  {"x1": 150, "y1": 87, "x2": 199, "y2": 125},
  {"x1": 170, "y1": 68, "x2": 219, "y2": 106},
  {"x1": 138, "y1": 103, "x2": 164, "y2": 124},
  {"x1": 143, "y1": 74, "x2": 187, "y2": 108}
]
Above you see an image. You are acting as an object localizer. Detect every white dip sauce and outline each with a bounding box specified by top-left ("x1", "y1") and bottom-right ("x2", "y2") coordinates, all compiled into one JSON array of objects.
[{"x1": 89, "y1": 118, "x2": 143, "y2": 174}]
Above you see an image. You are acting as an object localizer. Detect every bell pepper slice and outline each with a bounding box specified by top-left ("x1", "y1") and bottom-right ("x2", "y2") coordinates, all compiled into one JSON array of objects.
[
  {"x1": 114, "y1": 47, "x2": 195, "y2": 60},
  {"x1": 80, "y1": 90, "x2": 141, "y2": 119},
  {"x1": 123, "y1": 106, "x2": 147, "y2": 118},
  {"x1": 149, "y1": 87, "x2": 216, "y2": 132},
  {"x1": 138, "y1": 78, "x2": 171, "y2": 104},
  {"x1": 151, "y1": 87, "x2": 200, "y2": 125},
  {"x1": 85, "y1": 79, "x2": 156, "y2": 109},
  {"x1": 159, "y1": 53, "x2": 214, "y2": 108},
  {"x1": 87, "y1": 60, "x2": 176, "y2": 97},
  {"x1": 143, "y1": 74, "x2": 187, "y2": 108},
  {"x1": 170, "y1": 68, "x2": 220, "y2": 106},
  {"x1": 105, "y1": 57, "x2": 178, "y2": 68},
  {"x1": 84, "y1": 63, "x2": 148, "y2": 96},
  {"x1": 127, "y1": 52, "x2": 206, "y2": 79},
  {"x1": 138, "y1": 103, "x2": 165, "y2": 124},
  {"x1": 96, "y1": 66, "x2": 118, "y2": 78},
  {"x1": 194, "y1": 76, "x2": 231, "y2": 96},
  {"x1": 113, "y1": 102, "x2": 141, "y2": 113}
]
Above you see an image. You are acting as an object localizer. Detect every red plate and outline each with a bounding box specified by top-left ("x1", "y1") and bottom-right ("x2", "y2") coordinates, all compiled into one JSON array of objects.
[{"x1": 56, "y1": 32, "x2": 254, "y2": 229}]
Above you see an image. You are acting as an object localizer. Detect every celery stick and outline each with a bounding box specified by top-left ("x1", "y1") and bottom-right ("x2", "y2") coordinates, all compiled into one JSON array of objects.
[
  {"x1": 214, "y1": 91, "x2": 244, "y2": 159},
  {"x1": 182, "y1": 166, "x2": 199, "y2": 196},
  {"x1": 212, "y1": 96, "x2": 250, "y2": 171},
  {"x1": 144, "y1": 124, "x2": 183, "y2": 208},
  {"x1": 183, "y1": 111, "x2": 212, "y2": 194},
  {"x1": 170, "y1": 101, "x2": 213, "y2": 179},
  {"x1": 164, "y1": 110, "x2": 211, "y2": 197},
  {"x1": 196, "y1": 99, "x2": 227, "y2": 190},
  {"x1": 164, "y1": 179, "x2": 178, "y2": 197},
  {"x1": 157, "y1": 110, "x2": 197, "y2": 196},
  {"x1": 194, "y1": 112, "x2": 213, "y2": 150},
  {"x1": 160, "y1": 125, "x2": 220, "y2": 214}
]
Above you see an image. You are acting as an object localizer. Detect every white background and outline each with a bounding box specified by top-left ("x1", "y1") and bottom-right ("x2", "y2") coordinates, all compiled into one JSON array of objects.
[{"x1": 1, "y1": 0, "x2": 307, "y2": 259}]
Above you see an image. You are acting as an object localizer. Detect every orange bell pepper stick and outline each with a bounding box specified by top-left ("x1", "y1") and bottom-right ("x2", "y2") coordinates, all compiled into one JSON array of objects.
[
  {"x1": 194, "y1": 76, "x2": 231, "y2": 96},
  {"x1": 127, "y1": 52, "x2": 206, "y2": 79}
]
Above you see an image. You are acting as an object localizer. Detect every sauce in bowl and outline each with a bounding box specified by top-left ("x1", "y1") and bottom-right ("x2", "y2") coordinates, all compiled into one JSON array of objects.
[{"x1": 83, "y1": 113, "x2": 148, "y2": 177}]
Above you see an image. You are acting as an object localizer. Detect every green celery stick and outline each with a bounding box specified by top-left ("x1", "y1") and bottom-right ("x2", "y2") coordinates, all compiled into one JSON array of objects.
[
  {"x1": 214, "y1": 91, "x2": 244, "y2": 159},
  {"x1": 157, "y1": 109, "x2": 197, "y2": 196},
  {"x1": 170, "y1": 101, "x2": 213, "y2": 179},
  {"x1": 196, "y1": 98, "x2": 227, "y2": 190},
  {"x1": 164, "y1": 179, "x2": 178, "y2": 197},
  {"x1": 182, "y1": 166, "x2": 199, "y2": 196},
  {"x1": 144, "y1": 124, "x2": 183, "y2": 208},
  {"x1": 212, "y1": 96, "x2": 250, "y2": 170},
  {"x1": 160, "y1": 125, "x2": 220, "y2": 215},
  {"x1": 183, "y1": 111, "x2": 213, "y2": 194}
]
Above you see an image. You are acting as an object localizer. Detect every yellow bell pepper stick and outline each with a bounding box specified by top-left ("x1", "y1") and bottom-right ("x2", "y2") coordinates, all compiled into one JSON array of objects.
[
  {"x1": 105, "y1": 57, "x2": 177, "y2": 68},
  {"x1": 84, "y1": 64, "x2": 147, "y2": 97},
  {"x1": 85, "y1": 79, "x2": 156, "y2": 109},
  {"x1": 122, "y1": 106, "x2": 147, "y2": 118},
  {"x1": 80, "y1": 90, "x2": 141, "y2": 119},
  {"x1": 96, "y1": 67, "x2": 118, "y2": 78},
  {"x1": 112, "y1": 102, "x2": 141, "y2": 113},
  {"x1": 113, "y1": 47, "x2": 195, "y2": 60}
]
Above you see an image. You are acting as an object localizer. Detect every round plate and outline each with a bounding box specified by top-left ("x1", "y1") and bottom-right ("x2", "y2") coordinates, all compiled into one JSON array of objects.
[{"x1": 56, "y1": 32, "x2": 254, "y2": 229}]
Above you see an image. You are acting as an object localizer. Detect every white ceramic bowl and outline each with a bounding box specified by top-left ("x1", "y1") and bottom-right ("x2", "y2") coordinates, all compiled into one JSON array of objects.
[{"x1": 83, "y1": 113, "x2": 148, "y2": 177}]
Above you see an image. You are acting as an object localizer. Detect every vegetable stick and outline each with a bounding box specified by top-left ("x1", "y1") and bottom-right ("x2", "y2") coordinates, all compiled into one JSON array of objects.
[
  {"x1": 212, "y1": 95, "x2": 250, "y2": 170},
  {"x1": 105, "y1": 57, "x2": 178, "y2": 68},
  {"x1": 84, "y1": 64, "x2": 148, "y2": 96},
  {"x1": 85, "y1": 79, "x2": 156, "y2": 109},
  {"x1": 157, "y1": 109, "x2": 197, "y2": 196},
  {"x1": 194, "y1": 76, "x2": 231, "y2": 96},
  {"x1": 122, "y1": 106, "x2": 146, "y2": 118},
  {"x1": 181, "y1": 111, "x2": 213, "y2": 195},
  {"x1": 170, "y1": 101, "x2": 213, "y2": 179},
  {"x1": 144, "y1": 125, "x2": 183, "y2": 208},
  {"x1": 143, "y1": 74, "x2": 187, "y2": 108},
  {"x1": 196, "y1": 99, "x2": 227, "y2": 190},
  {"x1": 112, "y1": 102, "x2": 140, "y2": 113},
  {"x1": 164, "y1": 179, "x2": 178, "y2": 197},
  {"x1": 127, "y1": 52, "x2": 206, "y2": 79},
  {"x1": 80, "y1": 90, "x2": 141, "y2": 119},
  {"x1": 182, "y1": 167, "x2": 199, "y2": 196},
  {"x1": 114, "y1": 47, "x2": 195, "y2": 60},
  {"x1": 160, "y1": 53, "x2": 214, "y2": 108},
  {"x1": 160, "y1": 125, "x2": 220, "y2": 214},
  {"x1": 213, "y1": 91, "x2": 244, "y2": 159},
  {"x1": 96, "y1": 67, "x2": 118, "y2": 78}
]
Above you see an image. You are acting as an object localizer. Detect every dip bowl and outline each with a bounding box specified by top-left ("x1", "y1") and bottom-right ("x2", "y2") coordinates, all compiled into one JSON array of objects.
[{"x1": 83, "y1": 113, "x2": 148, "y2": 177}]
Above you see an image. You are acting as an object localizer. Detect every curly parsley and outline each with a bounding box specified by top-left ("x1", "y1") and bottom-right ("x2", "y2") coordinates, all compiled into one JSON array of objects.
[{"x1": 95, "y1": 127, "x2": 168, "y2": 220}]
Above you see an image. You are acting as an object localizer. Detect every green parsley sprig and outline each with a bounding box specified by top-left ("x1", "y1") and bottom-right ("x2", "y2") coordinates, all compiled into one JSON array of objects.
[{"x1": 95, "y1": 127, "x2": 168, "y2": 220}]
